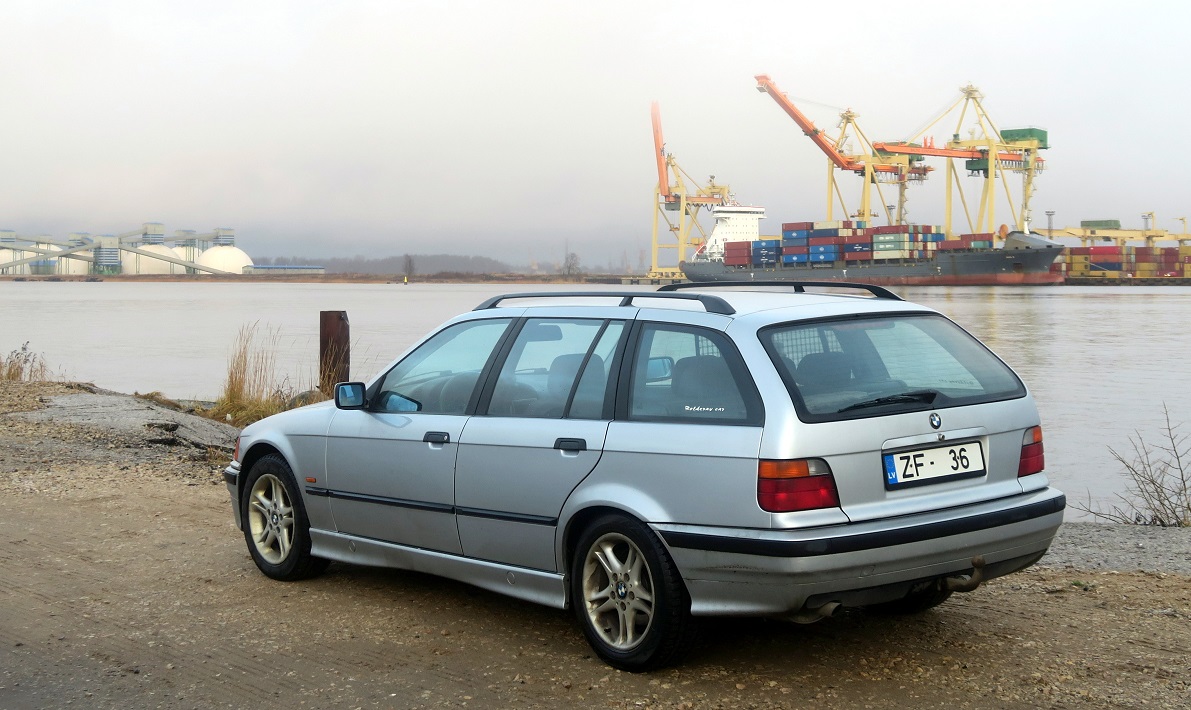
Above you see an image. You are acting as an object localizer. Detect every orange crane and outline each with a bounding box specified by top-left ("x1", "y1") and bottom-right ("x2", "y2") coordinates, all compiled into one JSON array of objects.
[
  {"x1": 754, "y1": 74, "x2": 929, "y2": 225},
  {"x1": 649, "y1": 102, "x2": 730, "y2": 280}
]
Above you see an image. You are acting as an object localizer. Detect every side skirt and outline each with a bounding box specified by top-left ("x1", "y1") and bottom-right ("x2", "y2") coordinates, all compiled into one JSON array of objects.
[{"x1": 309, "y1": 529, "x2": 568, "y2": 609}]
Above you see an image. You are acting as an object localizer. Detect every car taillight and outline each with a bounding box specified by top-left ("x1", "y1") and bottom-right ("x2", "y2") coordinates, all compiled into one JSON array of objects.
[
  {"x1": 1018, "y1": 426, "x2": 1044, "y2": 477},
  {"x1": 758, "y1": 459, "x2": 839, "y2": 512}
]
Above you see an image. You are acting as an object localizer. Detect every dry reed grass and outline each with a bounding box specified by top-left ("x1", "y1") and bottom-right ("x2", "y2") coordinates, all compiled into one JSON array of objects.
[
  {"x1": 203, "y1": 323, "x2": 327, "y2": 427},
  {"x1": 1, "y1": 342, "x2": 50, "y2": 382}
]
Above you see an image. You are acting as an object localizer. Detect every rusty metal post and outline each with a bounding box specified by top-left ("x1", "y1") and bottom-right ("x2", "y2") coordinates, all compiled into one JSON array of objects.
[{"x1": 319, "y1": 311, "x2": 350, "y2": 395}]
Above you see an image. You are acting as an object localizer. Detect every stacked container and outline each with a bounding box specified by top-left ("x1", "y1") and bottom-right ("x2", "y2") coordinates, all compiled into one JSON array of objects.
[
  {"x1": 723, "y1": 240, "x2": 752, "y2": 267},
  {"x1": 1064, "y1": 245, "x2": 1190, "y2": 279}
]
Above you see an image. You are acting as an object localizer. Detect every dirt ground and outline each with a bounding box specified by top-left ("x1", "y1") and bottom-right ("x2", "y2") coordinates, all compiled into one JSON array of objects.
[{"x1": 1, "y1": 382, "x2": 1189, "y2": 709}]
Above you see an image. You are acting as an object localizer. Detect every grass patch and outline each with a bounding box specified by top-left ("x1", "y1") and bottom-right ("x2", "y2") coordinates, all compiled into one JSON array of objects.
[
  {"x1": 1075, "y1": 405, "x2": 1190, "y2": 527},
  {"x1": 201, "y1": 323, "x2": 327, "y2": 427},
  {"x1": 1, "y1": 342, "x2": 50, "y2": 382}
]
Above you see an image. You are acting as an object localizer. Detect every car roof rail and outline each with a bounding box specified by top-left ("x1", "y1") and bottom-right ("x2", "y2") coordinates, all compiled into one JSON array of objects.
[
  {"x1": 474, "y1": 291, "x2": 736, "y2": 315},
  {"x1": 658, "y1": 281, "x2": 903, "y2": 301}
]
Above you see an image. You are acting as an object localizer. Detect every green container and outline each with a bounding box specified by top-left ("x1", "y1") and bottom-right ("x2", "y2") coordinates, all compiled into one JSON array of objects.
[
  {"x1": 1001, "y1": 127, "x2": 1049, "y2": 149},
  {"x1": 873, "y1": 241, "x2": 909, "y2": 251},
  {"x1": 1081, "y1": 219, "x2": 1122, "y2": 230}
]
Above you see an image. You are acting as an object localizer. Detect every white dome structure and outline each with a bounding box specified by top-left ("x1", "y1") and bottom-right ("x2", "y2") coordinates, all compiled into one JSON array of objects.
[
  {"x1": 56, "y1": 244, "x2": 91, "y2": 276},
  {"x1": 122, "y1": 244, "x2": 178, "y2": 275},
  {"x1": 0, "y1": 247, "x2": 31, "y2": 275},
  {"x1": 196, "y1": 245, "x2": 253, "y2": 275}
]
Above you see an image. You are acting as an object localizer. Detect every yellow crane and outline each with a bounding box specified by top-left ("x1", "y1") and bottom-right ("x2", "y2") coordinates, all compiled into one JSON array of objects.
[
  {"x1": 1052, "y1": 213, "x2": 1191, "y2": 247},
  {"x1": 873, "y1": 85, "x2": 1047, "y2": 238},
  {"x1": 648, "y1": 102, "x2": 730, "y2": 280}
]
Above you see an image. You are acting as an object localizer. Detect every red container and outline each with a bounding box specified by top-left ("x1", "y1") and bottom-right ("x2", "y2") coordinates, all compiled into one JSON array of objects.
[
  {"x1": 781, "y1": 222, "x2": 814, "y2": 231},
  {"x1": 1068, "y1": 247, "x2": 1092, "y2": 255},
  {"x1": 723, "y1": 255, "x2": 750, "y2": 266},
  {"x1": 1088, "y1": 245, "x2": 1123, "y2": 256},
  {"x1": 781, "y1": 246, "x2": 809, "y2": 255},
  {"x1": 844, "y1": 251, "x2": 873, "y2": 261},
  {"x1": 808, "y1": 236, "x2": 843, "y2": 246},
  {"x1": 843, "y1": 236, "x2": 871, "y2": 246},
  {"x1": 936, "y1": 241, "x2": 971, "y2": 250}
]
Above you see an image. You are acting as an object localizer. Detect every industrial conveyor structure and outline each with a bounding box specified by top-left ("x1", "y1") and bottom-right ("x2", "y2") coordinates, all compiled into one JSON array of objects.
[{"x1": 0, "y1": 223, "x2": 245, "y2": 276}]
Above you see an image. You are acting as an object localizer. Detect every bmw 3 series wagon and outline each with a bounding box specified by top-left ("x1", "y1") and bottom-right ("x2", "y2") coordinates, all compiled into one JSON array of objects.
[{"x1": 225, "y1": 283, "x2": 1065, "y2": 670}]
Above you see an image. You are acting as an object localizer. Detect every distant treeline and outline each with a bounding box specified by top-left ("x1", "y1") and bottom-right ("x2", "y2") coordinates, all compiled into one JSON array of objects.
[{"x1": 254, "y1": 254, "x2": 520, "y2": 275}]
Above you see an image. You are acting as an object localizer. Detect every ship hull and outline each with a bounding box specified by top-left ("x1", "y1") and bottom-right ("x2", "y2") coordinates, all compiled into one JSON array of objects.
[{"x1": 682, "y1": 236, "x2": 1064, "y2": 286}]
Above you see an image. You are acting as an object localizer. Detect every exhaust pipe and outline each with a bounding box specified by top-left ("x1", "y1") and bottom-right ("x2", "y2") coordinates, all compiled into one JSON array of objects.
[
  {"x1": 788, "y1": 600, "x2": 842, "y2": 624},
  {"x1": 943, "y1": 555, "x2": 987, "y2": 593}
]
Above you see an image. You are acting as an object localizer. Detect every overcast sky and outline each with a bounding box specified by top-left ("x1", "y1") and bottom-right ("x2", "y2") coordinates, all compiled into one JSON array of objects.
[{"x1": 3, "y1": 0, "x2": 1188, "y2": 267}]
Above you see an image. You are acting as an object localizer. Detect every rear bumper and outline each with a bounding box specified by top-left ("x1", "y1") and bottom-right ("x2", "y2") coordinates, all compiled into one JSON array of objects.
[{"x1": 654, "y1": 488, "x2": 1065, "y2": 616}]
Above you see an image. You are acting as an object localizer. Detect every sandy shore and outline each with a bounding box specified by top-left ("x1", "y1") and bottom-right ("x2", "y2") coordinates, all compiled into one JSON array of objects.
[{"x1": 1, "y1": 380, "x2": 1188, "y2": 708}]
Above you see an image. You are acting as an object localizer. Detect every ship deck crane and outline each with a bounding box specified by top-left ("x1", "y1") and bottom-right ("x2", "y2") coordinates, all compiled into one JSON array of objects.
[
  {"x1": 872, "y1": 85, "x2": 1047, "y2": 239},
  {"x1": 648, "y1": 102, "x2": 730, "y2": 280},
  {"x1": 1052, "y1": 213, "x2": 1191, "y2": 247},
  {"x1": 754, "y1": 74, "x2": 930, "y2": 226}
]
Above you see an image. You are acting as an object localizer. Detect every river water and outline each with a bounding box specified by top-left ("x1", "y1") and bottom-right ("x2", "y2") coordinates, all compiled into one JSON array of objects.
[{"x1": 4, "y1": 280, "x2": 1189, "y2": 518}]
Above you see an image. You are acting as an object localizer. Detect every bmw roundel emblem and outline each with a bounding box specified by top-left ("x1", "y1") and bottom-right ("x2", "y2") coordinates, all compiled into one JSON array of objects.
[{"x1": 929, "y1": 413, "x2": 942, "y2": 430}]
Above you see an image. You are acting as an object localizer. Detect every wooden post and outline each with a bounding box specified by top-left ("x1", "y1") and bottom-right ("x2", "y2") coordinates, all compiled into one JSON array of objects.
[{"x1": 319, "y1": 311, "x2": 350, "y2": 396}]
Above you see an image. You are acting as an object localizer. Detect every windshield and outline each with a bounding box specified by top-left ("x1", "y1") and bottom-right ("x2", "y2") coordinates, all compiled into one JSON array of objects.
[{"x1": 760, "y1": 313, "x2": 1025, "y2": 422}]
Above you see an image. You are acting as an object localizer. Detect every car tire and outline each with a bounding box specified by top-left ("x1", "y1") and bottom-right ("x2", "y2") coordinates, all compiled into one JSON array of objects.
[
  {"x1": 570, "y1": 514, "x2": 695, "y2": 671},
  {"x1": 241, "y1": 453, "x2": 329, "y2": 581},
  {"x1": 865, "y1": 584, "x2": 953, "y2": 615}
]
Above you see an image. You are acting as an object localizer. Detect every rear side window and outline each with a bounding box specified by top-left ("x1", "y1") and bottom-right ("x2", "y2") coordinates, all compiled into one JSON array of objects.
[
  {"x1": 761, "y1": 314, "x2": 1025, "y2": 422},
  {"x1": 624, "y1": 323, "x2": 761, "y2": 425}
]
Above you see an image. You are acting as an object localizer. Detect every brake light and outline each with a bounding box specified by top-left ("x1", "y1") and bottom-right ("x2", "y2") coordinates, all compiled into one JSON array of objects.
[
  {"x1": 1018, "y1": 426, "x2": 1044, "y2": 477},
  {"x1": 758, "y1": 459, "x2": 839, "y2": 512}
]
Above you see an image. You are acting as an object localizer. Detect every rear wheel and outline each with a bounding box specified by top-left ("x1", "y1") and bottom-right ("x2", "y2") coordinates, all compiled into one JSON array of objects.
[
  {"x1": 241, "y1": 454, "x2": 329, "y2": 581},
  {"x1": 571, "y1": 514, "x2": 694, "y2": 671}
]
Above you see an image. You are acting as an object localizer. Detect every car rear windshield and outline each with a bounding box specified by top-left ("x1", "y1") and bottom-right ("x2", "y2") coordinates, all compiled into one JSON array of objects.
[{"x1": 760, "y1": 313, "x2": 1026, "y2": 422}]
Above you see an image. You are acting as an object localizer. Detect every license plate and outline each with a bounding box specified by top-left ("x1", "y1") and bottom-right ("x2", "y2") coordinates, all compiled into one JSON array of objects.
[{"x1": 883, "y1": 441, "x2": 985, "y2": 489}]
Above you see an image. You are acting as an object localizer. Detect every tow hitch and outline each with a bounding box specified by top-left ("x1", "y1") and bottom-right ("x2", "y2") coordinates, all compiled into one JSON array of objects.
[{"x1": 943, "y1": 555, "x2": 987, "y2": 593}]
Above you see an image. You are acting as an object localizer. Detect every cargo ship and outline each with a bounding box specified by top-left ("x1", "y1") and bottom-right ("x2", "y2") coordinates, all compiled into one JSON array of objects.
[{"x1": 681, "y1": 205, "x2": 1065, "y2": 286}]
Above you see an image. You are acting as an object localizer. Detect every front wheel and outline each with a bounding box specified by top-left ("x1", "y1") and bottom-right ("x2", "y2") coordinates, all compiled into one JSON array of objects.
[
  {"x1": 241, "y1": 453, "x2": 329, "y2": 581},
  {"x1": 570, "y1": 514, "x2": 694, "y2": 671}
]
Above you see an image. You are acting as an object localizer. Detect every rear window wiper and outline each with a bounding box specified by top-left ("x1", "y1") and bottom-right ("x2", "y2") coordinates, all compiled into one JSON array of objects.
[{"x1": 837, "y1": 390, "x2": 940, "y2": 413}]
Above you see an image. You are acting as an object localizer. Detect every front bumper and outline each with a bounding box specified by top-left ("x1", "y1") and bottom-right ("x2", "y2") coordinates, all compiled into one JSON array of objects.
[
  {"x1": 224, "y1": 460, "x2": 242, "y2": 530},
  {"x1": 654, "y1": 487, "x2": 1066, "y2": 616}
]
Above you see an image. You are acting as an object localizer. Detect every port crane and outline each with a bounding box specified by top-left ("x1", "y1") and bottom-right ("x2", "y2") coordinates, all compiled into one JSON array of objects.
[
  {"x1": 1050, "y1": 213, "x2": 1191, "y2": 247},
  {"x1": 872, "y1": 85, "x2": 1046, "y2": 238},
  {"x1": 648, "y1": 102, "x2": 730, "y2": 280},
  {"x1": 754, "y1": 74, "x2": 930, "y2": 226}
]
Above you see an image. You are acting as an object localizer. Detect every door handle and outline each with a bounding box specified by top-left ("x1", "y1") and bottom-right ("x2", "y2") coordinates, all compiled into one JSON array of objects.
[
  {"x1": 554, "y1": 438, "x2": 586, "y2": 453},
  {"x1": 423, "y1": 431, "x2": 450, "y2": 444}
]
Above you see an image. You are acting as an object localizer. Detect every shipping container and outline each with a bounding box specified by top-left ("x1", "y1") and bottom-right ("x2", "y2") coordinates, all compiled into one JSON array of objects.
[
  {"x1": 781, "y1": 246, "x2": 809, "y2": 255},
  {"x1": 1080, "y1": 219, "x2": 1122, "y2": 230},
  {"x1": 1001, "y1": 127, "x2": 1049, "y2": 149},
  {"x1": 780, "y1": 222, "x2": 814, "y2": 231},
  {"x1": 782, "y1": 253, "x2": 809, "y2": 264},
  {"x1": 844, "y1": 251, "x2": 873, "y2": 261}
]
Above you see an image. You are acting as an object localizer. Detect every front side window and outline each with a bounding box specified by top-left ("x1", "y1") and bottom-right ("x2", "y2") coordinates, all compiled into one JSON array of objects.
[
  {"x1": 762, "y1": 314, "x2": 1025, "y2": 422},
  {"x1": 485, "y1": 319, "x2": 623, "y2": 418},
  {"x1": 626, "y1": 323, "x2": 759, "y2": 424},
  {"x1": 372, "y1": 318, "x2": 512, "y2": 414}
]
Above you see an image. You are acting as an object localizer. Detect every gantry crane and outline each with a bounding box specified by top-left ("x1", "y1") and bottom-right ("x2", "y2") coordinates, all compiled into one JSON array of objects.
[
  {"x1": 754, "y1": 74, "x2": 930, "y2": 226},
  {"x1": 872, "y1": 85, "x2": 1046, "y2": 239},
  {"x1": 649, "y1": 102, "x2": 730, "y2": 280},
  {"x1": 1051, "y1": 213, "x2": 1191, "y2": 247}
]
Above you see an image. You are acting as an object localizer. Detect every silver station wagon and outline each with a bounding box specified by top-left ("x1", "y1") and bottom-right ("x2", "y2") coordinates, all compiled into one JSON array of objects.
[{"x1": 225, "y1": 283, "x2": 1065, "y2": 671}]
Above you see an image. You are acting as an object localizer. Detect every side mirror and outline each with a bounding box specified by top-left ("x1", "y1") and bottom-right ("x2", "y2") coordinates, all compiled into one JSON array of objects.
[
  {"x1": 334, "y1": 382, "x2": 367, "y2": 410},
  {"x1": 645, "y1": 356, "x2": 674, "y2": 382}
]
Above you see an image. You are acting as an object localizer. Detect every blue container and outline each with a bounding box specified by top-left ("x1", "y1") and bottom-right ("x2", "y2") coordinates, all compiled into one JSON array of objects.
[
  {"x1": 809, "y1": 228, "x2": 839, "y2": 238},
  {"x1": 843, "y1": 243, "x2": 870, "y2": 253},
  {"x1": 781, "y1": 237, "x2": 808, "y2": 247},
  {"x1": 781, "y1": 229, "x2": 810, "y2": 240},
  {"x1": 753, "y1": 239, "x2": 780, "y2": 249},
  {"x1": 921, "y1": 233, "x2": 944, "y2": 242},
  {"x1": 782, "y1": 253, "x2": 809, "y2": 264},
  {"x1": 809, "y1": 245, "x2": 839, "y2": 255},
  {"x1": 809, "y1": 253, "x2": 837, "y2": 262}
]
